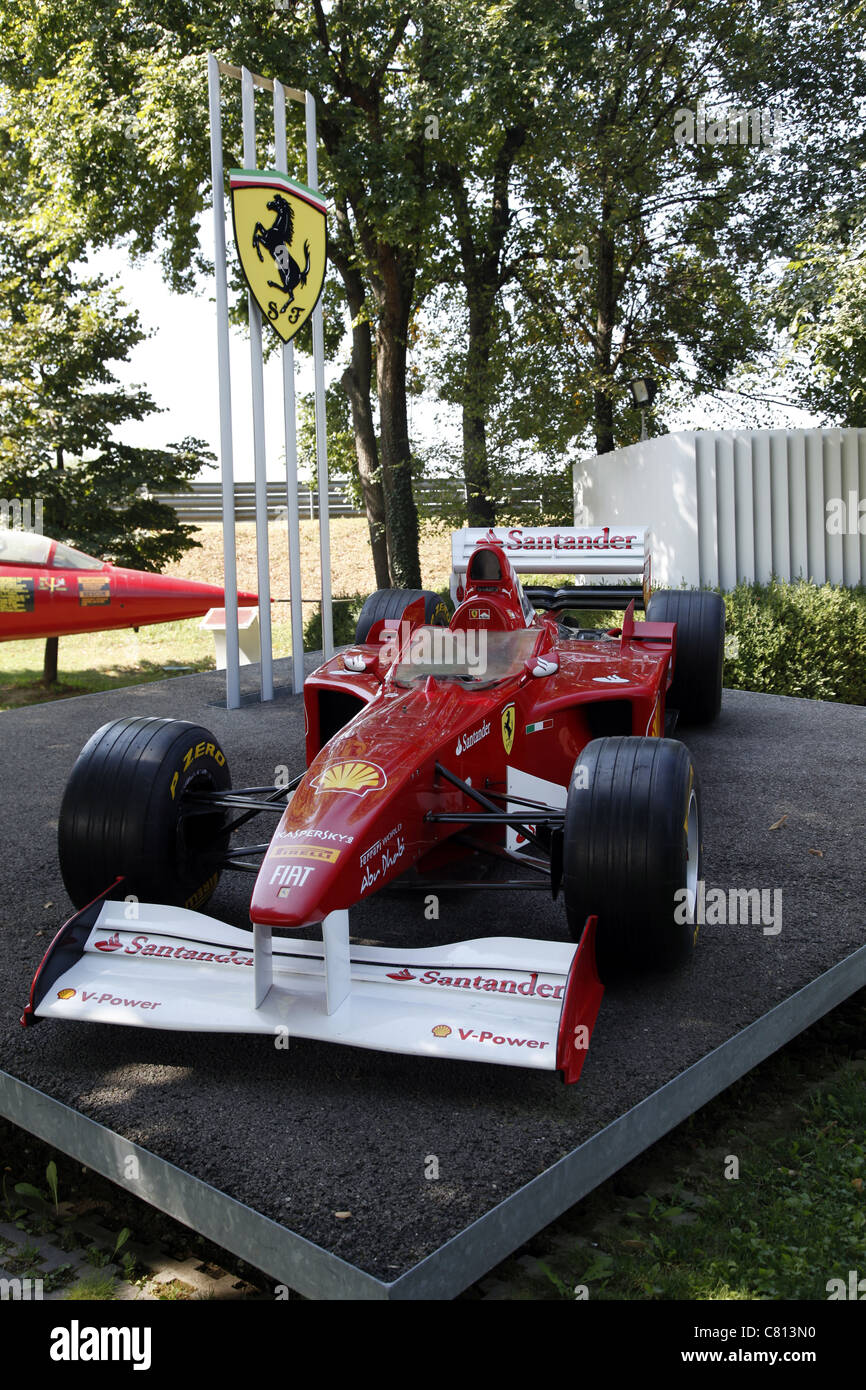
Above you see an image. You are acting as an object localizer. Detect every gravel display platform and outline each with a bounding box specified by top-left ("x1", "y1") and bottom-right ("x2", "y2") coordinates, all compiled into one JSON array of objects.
[{"x1": 1, "y1": 663, "x2": 864, "y2": 1296}]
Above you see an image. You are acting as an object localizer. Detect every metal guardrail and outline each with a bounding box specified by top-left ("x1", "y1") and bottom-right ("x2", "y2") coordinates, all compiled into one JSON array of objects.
[{"x1": 152, "y1": 479, "x2": 548, "y2": 523}]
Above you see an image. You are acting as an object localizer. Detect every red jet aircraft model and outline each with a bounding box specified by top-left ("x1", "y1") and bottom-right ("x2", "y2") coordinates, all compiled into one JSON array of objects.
[{"x1": 0, "y1": 530, "x2": 258, "y2": 642}]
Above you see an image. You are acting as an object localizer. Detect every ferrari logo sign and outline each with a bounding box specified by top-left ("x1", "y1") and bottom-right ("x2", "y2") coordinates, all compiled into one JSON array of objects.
[
  {"x1": 229, "y1": 168, "x2": 327, "y2": 344},
  {"x1": 501, "y1": 703, "x2": 516, "y2": 755}
]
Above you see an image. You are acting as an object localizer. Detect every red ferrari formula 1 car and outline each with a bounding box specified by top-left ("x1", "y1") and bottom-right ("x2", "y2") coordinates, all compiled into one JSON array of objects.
[{"x1": 22, "y1": 527, "x2": 725, "y2": 1085}]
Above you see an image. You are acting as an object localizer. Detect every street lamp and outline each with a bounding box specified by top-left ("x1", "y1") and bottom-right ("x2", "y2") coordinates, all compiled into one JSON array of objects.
[{"x1": 628, "y1": 375, "x2": 658, "y2": 441}]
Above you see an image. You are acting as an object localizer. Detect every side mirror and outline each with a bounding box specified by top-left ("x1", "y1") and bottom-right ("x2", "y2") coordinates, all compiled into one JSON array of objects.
[
  {"x1": 525, "y1": 653, "x2": 559, "y2": 678},
  {"x1": 342, "y1": 649, "x2": 373, "y2": 673}
]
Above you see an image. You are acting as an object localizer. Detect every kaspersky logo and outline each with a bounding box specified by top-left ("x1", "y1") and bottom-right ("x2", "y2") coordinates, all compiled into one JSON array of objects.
[{"x1": 455, "y1": 719, "x2": 490, "y2": 757}]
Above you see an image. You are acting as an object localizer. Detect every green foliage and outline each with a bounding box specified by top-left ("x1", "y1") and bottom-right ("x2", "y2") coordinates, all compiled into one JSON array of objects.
[
  {"x1": 113, "y1": 1226, "x2": 132, "y2": 1259},
  {"x1": 302, "y1": 596, "x2": 364, "y2": 652},
  {"x1": 297, "y1": 383, "x2": 358, "y2": 497},
  {"x1": 767, "y1": 209, "x2": 866, "y2": 425},
  {"x1": 723, "y1": 578, "x2": 866, "y2": 705},
  {"x1": 45, "y1": 1161, "x2": 59, "y2": 1213},
  {"x1": 0, "y1": 209, "x2": 211, "y2": 570},
  {"x1": 66, "y1": 1273, "x2": 117, "y2": 1300}
]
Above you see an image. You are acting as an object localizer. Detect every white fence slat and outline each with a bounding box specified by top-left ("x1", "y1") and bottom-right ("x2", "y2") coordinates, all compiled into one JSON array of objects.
[
  {"x1": 733, "y1": 431, "x2": 755, "y2": 583},
  {"x1": 805, "y1": 430, "x2": 826, "y2": 583},
  {"x1": 823, "y1": 432, "x2": 844, "y2": 585},
  {"x1": 787, "y1": 431, "x2": 808, "y2": 581},
  {"x1": 752, "y1": 432, "x2": 773, "y2": 584},
  {"x1": 842, "y1": 430, "x2": 861, "y2": 588},
  {"x1": 769, "y1": 432, "x2": 791, "y2": 581}
]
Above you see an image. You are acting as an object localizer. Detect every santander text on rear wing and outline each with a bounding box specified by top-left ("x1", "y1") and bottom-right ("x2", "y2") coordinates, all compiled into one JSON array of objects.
[{"x1": 451, "y1": 526, "x2": 652, "y2": 611}]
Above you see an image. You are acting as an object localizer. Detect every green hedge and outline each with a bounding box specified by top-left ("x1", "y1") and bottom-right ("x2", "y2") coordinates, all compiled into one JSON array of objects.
[
  {"x1": 303, "y1": 596, "x2": 364, "y2": 651},
  {"x1": 723, "y1": 578, "x2": 866, "y2": 706}
]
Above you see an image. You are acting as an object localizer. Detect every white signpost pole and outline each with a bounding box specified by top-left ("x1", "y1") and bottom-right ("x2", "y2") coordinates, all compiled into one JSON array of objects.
[
  {"x1": 241, "y1": 66, "x2": 275, "y2": 703},
  {"x1": 207, "y1": 54, "x2": 241, "y2": 710},
  {"x1": 273, "y1": 80, "x2": 306, "y2": 694},
  {"x1": 305, "y1": 91, "x2": 333, "y2": 660}
]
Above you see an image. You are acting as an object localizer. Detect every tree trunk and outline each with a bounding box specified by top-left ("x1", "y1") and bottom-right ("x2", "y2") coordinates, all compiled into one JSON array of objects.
[
  {"x1": 341, "y1": 364, "x2": 389, "y2": 589},
  {"x1": 376, "y1": 253, "x2": 421, "y2": 589},
  {"x1": 43, "y1": 636, "x2": 58, "y2": 685},
  {"x1": 462, "y1": 299, "x2": 497, "y2": 527},
  {"x1": 594, "y1": 193, "x2": 617, "y2": 455},
  {"x1": 337, "y1": 274, "x2": 389, "y2": 589},
  {"x1": 330, "y1": 203, "x2": 390, "y2": 589}
]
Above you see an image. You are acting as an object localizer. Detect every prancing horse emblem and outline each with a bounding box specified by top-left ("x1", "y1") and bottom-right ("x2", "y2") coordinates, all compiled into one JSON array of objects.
[
  {"x1": 252, "y1": 194, "x2": 311, "y2": 311},
  {"x1": 230, "y1": 168, "x2": 327, "y2": 345},
  {"x1": 502, "y1": 702, "x2": 516, "y2": 755}
]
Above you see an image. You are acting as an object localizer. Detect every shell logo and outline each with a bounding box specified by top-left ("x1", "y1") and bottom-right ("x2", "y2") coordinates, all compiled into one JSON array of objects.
[
  {"x1": 57, "y1": 988, "x2": 76, "y2": 1001},
  {"x1": 431, "y1": 1024, "x2": 451, "y2": 1038},
  {"x1": 311, "y1": 760, "x2": 387, "y2": 797}
]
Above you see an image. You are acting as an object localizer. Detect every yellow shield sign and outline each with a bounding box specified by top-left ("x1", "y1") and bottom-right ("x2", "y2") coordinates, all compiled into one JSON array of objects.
[
  {"x1": 229, "y1": 169, "x2": 327, "y2": 344},
  {"x1": 501, "y1": 702, "x2": 516, "y2": 755}
]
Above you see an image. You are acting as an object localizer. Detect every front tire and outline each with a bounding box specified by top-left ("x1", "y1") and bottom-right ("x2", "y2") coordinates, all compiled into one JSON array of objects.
[
  {"x1": 58, "y1": 717, "x2": 232, "y2": 911},
  {"x1": 562, "y1": 736, "x2": 700, "y2": 983}
]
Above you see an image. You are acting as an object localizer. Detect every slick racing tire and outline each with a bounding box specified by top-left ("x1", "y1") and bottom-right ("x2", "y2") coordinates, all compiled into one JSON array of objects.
[
  {"x1": 354, "y1": 588, "x2": 452, "y2": 644},
  {"x1": 562, "y1": 736, "x2": 700, "y2": 983},
  {"x1": 645, "y1": 589, "x2": 725, "y2": 725},
  {"x1": 58, "y1": 717, "x2": 232, "y2": 911}
]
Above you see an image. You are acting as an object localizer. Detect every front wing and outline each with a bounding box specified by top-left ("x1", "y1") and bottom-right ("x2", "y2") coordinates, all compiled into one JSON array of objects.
[{"x1": 22, "y1": 897, "x2": 603, "y2": 1084}]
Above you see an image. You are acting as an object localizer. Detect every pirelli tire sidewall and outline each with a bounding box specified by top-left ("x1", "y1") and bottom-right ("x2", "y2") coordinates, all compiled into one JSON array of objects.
[
  {"x1": 562, "y1": 735, "x2": 700, "y2": 984},
  {"x1": 58, "y1": 717, "x2": 232, "y2": 912},
  {"x1": 354, "y1": 588, "x2": 452, "y2": 644}
]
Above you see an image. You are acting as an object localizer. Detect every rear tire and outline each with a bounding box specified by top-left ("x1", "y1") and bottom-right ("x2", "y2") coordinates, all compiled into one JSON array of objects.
[
  {"x1": 354, "y1": 588, "x2": 451, "y2": 644},
  {"x1": 562, "y1": 736, "x2": 700, "y2": 983},
  {"x1": 645, "y1": 589, "x2": 725, "y2": 725},
  {"x1": 58, "y1": 717, "x2": 232, "y2": 911}
]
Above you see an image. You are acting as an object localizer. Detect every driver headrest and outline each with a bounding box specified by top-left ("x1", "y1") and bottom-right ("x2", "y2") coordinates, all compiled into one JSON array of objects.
[{"x1": 467, "y1": 547, "x2": 504, "y2": 583}]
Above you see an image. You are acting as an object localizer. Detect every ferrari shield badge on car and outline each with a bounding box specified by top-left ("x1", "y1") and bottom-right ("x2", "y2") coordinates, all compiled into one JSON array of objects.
[
  {"x1": 229, "y1": 168, "x2": 327, "y2": 344},
  {"x1": 502, "y1": 702, "x2": 516, "y2": 754}
]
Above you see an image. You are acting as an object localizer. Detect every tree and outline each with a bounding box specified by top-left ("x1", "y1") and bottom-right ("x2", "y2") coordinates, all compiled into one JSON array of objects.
[
  {"x1": 0, "y1": 0, "x2": 439, "y2": 587},
  {"x1": 422, "y1": 0, "x2": 865, "y2": 479},
  {"x1": 0, "y1": 232, "x2": 211, "y2": 681}
]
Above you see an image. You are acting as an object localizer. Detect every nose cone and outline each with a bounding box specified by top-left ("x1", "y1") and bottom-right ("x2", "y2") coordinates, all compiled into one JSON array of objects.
[
  {"x1": 114, "y1": 569, "x2": 260, "y2": 624},
  {"x1": 251, "y1": 839, "x2": 342, "y2": 928}
]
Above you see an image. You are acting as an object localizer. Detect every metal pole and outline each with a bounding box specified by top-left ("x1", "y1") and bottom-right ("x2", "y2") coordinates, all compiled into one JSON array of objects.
[
  {"x1": 242, "y1": 66, "x2": 274, "y2": 701},
  {"x1": 274, "y1": 81, "x2": 306, "y2": 695},
  {"x1": 305, "y1": 90, "x2": 333, "y2": 659},
  {"x1": 207, "y1": 54, "x2": 241, "y2": 710}
]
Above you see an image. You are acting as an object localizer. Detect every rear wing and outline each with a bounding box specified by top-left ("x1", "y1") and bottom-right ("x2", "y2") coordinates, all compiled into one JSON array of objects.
[{"x1": 451, "y1": 526, "x2": 652, "y2": 611}]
